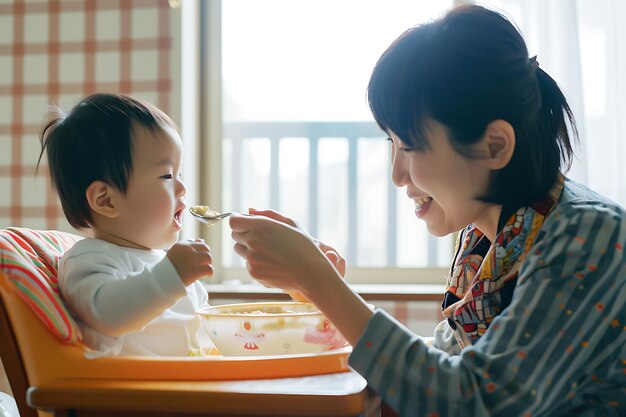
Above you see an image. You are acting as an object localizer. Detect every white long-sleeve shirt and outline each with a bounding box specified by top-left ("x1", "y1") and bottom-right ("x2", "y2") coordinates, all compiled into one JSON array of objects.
[{"x1": 58, "y1": 238, "x2": 212, "y2": 358}]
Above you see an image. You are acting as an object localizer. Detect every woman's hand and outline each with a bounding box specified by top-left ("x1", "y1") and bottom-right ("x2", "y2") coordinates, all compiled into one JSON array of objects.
[
  {"x1": 230, "y1": 210, "x2": 374, "y2": 345},
  {"x1": 229, "y1": 213, "x2": 336, "y2": 295},
  {"x1": 247, "y1": 208, "x2": 346, "y2": 277}
]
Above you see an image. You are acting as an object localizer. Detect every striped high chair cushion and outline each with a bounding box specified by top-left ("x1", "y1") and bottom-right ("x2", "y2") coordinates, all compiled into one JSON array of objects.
[{"x1": 0, "y1": 227, "x2": 83, "y2": 344}]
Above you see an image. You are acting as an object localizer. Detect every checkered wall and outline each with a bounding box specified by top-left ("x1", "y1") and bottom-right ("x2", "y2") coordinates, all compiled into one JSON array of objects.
[{"x1": 0, "y1": 0, "x2": 174, "y2": 231}]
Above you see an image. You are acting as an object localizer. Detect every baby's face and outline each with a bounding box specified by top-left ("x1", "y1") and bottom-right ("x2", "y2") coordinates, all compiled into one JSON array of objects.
[{"x1": 112, "y1": 125, "x2": 186, "y2": 249}]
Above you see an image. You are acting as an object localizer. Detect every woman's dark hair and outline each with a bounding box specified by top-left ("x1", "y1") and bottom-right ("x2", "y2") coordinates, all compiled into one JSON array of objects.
[
  {"x1": 367, "y1": 5, "x2": 577, "y2": 208},
  {"x1": 36, "y1": 93, "x2": 179, "y2": 229}
]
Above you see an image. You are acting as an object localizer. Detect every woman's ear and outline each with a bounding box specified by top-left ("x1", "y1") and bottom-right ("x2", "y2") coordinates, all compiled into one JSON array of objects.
[
  {"x1": 477, "y1": 120, "x2": 516, "y2": 170},
  {"x1": 85, "y1": 180, "x2": 119, "y2": 218}
]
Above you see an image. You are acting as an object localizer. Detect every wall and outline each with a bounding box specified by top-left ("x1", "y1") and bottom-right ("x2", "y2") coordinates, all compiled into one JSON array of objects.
[
  {"x1": 0, "y1": 0, "x2": 177, "y2": 230},
  {"x1": 0, "y1": 0, "x2": 179, "y2": 398}
]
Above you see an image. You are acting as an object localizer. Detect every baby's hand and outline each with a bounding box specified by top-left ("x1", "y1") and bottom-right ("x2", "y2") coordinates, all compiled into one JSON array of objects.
[{"x1": 166, "y1": 239, "x2": 214, "y2": 286}]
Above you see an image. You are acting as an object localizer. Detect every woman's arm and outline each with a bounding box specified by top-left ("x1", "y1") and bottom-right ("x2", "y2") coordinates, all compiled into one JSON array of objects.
[{"x1": 229, "y1": 213, "x2": 374, "y2": 344}]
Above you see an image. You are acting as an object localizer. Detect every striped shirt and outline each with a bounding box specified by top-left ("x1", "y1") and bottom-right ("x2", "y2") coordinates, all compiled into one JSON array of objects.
[{"x1": 349, "y1": 179, "x2": 626, "y2": 416}]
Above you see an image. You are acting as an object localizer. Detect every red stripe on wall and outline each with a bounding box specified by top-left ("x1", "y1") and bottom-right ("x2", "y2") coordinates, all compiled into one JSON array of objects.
[
  {"x1": 120, "y1": 0, "x2": 132, "y2": 93},
  {"x1": 0, "y1": 166, "x2": 38, "y2": 176},
  {"x1": 0, "y1": 125, "x2": 54, "y2": 135},
  {"x1": 0, "y1": 207, "x2": 64, "y2": 217},
  {"x1": 84, "y1": 0, "x2": 96, "y2": 94},
  {"x1": 0, "y1": 39, "x2": 172, "y2": 55},
  {"x1": 0, "y1": 80, "x2": 171, "y2": 96},
  {"x1": 46, "y1": 0, "x2": 62, "y2": 228},
  {"x1": 0, "y1": 0, "x2": 159, "y2": 14},
  {"x1": 157, "y1": 0, "x2": 170, "y2": 113},
  {"x1": 11, "y1": 1, "x2": 25, "y2": 225}
]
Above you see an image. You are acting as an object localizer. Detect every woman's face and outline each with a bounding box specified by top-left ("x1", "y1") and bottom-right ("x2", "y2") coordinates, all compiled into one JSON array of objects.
[{"x1": 389, "y1": 119, "x2": 500, "y2": 237}]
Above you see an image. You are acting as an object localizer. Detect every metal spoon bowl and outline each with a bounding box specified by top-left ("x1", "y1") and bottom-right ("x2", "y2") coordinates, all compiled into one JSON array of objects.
[{"x1": 189, "y1": 207, "x2": 232, "y2": 227}]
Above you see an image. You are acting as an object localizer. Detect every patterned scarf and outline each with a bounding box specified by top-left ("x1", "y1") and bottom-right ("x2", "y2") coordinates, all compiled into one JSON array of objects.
[{"x1": 442, "y1": 176, "x2": 564, "y2": 348}]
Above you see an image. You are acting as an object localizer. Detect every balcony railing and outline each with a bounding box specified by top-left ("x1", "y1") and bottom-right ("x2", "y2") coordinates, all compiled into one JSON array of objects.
[{"x1": 222, "y1": 121, "x2": 448, "y2": 268}]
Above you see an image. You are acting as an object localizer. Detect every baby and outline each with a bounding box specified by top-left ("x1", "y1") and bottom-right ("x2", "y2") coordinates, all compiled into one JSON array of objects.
[{"x1": 38, "y1": 93, "x2": 213, "y2": 357}]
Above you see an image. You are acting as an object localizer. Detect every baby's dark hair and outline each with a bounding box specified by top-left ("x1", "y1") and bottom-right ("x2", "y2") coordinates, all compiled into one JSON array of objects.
[
  {"x1": 368, "y1": 5, "x2": 577, "y2": 209},
  {"x1": 37, "y1": 93, "x2": 179, "y2": 229}
]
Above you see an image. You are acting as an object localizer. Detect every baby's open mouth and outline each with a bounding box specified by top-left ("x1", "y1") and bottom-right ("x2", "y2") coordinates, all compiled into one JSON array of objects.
[{"x1": 174, "y1": 208, "x2": 183, "y2": 226}]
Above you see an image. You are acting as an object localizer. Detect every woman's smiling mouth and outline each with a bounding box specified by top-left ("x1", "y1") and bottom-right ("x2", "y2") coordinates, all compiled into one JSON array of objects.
[{"x1": 414, "y1": 196, "x2": 433, "y2": 218}]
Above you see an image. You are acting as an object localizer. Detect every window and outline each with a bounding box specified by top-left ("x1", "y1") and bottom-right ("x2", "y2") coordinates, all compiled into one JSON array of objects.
[{"x1": 196, "y1": 0, "x2": 456, "y2": 285}]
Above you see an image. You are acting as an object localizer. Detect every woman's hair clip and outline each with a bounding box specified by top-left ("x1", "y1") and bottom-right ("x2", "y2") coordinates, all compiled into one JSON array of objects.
[{"x1": 529, "y1": 55, "x2": 539, "y2": 69}]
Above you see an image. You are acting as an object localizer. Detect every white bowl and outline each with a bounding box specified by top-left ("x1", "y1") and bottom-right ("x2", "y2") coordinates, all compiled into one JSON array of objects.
[{"x1": 197, "y1": 302, "x2": 347, "y2": 356}]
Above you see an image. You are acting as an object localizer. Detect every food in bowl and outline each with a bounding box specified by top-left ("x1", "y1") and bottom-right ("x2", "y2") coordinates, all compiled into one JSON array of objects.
[
  {"x1": 197, "y1": 302, "x2": 347, "y2": 356},
  {"x1": 285, "y1": 289, "x2": 311, "y2": 303}
]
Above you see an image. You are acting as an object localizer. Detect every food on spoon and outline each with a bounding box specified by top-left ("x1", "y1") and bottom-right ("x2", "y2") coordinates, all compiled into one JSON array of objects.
[{"x1": 190, "y1": 205, "x2": 220, "y2": 218}]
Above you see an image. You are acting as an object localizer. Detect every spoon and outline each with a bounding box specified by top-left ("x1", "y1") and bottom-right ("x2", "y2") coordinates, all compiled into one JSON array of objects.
[{"x1": 189, "y1": 206, "x2": 232, "y2": 227}]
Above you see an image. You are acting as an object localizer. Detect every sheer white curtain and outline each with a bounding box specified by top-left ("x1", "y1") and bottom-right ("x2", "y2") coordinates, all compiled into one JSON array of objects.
[{"x1": 477, "y1": 0, "x2": 626, "y2": 206}]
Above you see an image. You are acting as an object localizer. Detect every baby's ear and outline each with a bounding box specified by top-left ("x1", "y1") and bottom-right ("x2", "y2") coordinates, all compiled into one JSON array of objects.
[
  {"x1": 476, "y1": 119, "x2": 515, "y2": 170},
  {"x1": 85, "y1": 180, "x2": 119, "y2": 218}
]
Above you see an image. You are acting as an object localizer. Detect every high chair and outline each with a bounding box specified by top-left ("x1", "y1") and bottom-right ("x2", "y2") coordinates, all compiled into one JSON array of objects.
[{"x1": 0, "y1": 228, "x2": 367, "y2": 417}]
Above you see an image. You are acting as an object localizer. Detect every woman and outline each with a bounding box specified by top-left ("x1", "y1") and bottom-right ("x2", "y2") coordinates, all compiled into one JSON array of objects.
[{"x1": 230, "y1": 5, "x2": 625, "y2": 416}]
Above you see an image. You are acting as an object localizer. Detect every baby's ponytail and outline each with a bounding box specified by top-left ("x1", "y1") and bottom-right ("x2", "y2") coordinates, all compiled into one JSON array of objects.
[{"x1": 36, "y1": 105, "x2": 66, "y2": 178}]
